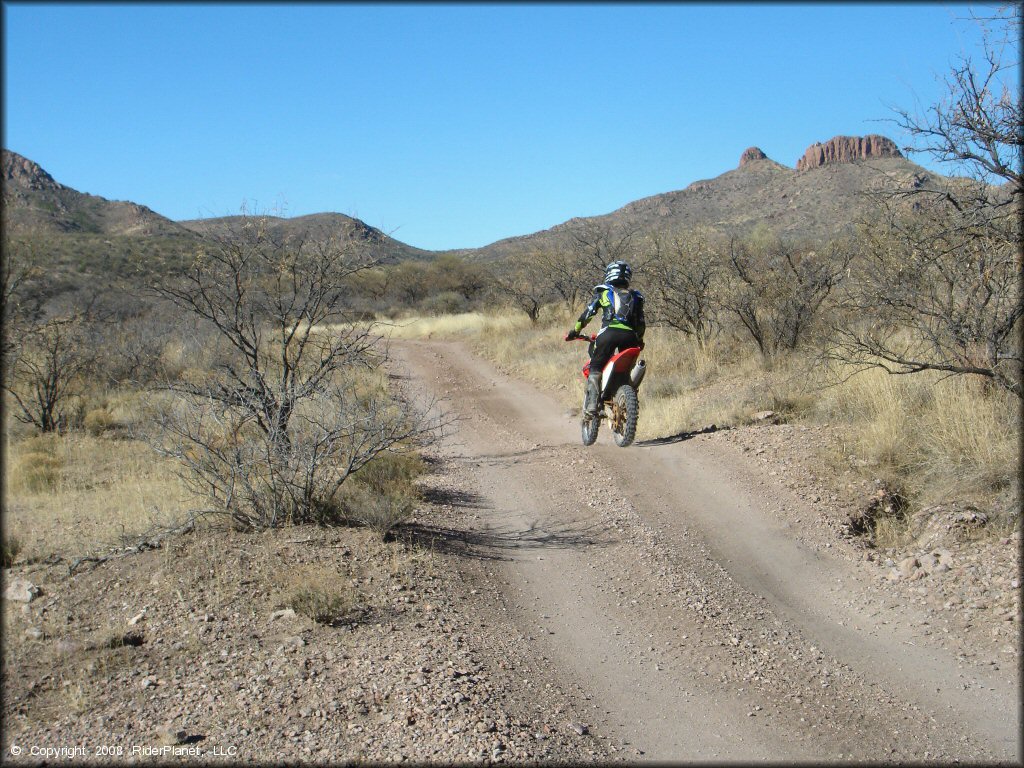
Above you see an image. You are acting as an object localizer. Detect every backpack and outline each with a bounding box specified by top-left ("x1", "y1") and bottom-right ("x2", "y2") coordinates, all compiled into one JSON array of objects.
[{"x1": 610, "y1": 287, "x2": 638, "y2": 325}]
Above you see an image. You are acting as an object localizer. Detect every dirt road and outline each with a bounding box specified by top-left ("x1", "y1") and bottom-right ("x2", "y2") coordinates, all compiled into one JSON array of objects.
[{"x1": 394, "y1": 339, "x2": 1019, "y2": 762}]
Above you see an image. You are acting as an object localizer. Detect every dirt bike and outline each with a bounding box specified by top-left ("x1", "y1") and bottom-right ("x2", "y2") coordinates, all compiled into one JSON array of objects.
[{"x1": 569, "y1": 334, "x2": 646, "y2": 447}]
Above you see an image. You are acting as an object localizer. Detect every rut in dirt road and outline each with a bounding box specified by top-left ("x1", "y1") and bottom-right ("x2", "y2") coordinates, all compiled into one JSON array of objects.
[{"x1": 394, "y1": 339, "x2": 1020, "y2": 763}]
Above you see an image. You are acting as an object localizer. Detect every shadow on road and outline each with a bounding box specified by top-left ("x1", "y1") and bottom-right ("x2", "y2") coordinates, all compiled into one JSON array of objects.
[
  {"x1": 636, "y1": 424, "x2": 723, "y2": 447},
  {"x1": 447, "y1": 445, "x2": 562, "y2": 467},
  {"x1": 396, "y1": 519, "x2": 615, "y2": 561},
  {"x1": 421, "y1": 486, "x2": 486, "y2": 509}
]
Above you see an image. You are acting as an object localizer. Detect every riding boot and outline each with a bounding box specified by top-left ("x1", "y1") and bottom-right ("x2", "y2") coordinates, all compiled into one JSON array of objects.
[{"x1": 584, "y1": 371, "x2": 602, "y2": 417}]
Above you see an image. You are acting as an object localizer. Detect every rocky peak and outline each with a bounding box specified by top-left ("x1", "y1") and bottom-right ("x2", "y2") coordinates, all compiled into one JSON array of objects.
[
  {"x1": 739, "y1": 147, "x2": 768, "y2": 167},
  {"x1": 2, "y1": 149, "x2": 63, "y2": 192},
  {"x1": 796, "y1": 135, "x2": 902, "y2": 171}
]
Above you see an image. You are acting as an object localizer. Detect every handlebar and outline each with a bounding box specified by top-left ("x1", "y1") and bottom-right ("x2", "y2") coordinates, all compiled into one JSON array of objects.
[{"x1": 565, "y1": 333, "x2": 596, "y2": 343}]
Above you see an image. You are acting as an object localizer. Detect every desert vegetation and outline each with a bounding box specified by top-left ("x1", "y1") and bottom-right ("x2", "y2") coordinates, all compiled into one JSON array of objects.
[
  {"x1": 2, "y1": 215, "x2": 445, "y2": 571},
  {"x1": 377, "y1": 8, "x2": 1020, "y2": 546},
  {"x1": 4, "y1": 191, "x2": 1018, "y2": 563},
  {"x1": 2, "y1": 7, "x2": 1018, "y2": 569}
]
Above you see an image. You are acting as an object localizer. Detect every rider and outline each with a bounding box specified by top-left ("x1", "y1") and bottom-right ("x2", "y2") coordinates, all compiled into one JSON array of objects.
[{"x1": 565, "y1": 260, "x2": 645, "y2": 418}]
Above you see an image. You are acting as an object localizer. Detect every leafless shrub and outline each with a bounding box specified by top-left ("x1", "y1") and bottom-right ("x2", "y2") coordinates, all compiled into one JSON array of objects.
[
  {"x1": 644, "y1": 228, "x2": 724, "y2": 345},
  {"x1": 3, "y1": 308, "x2": 100, "y2": 433},
  {"x1": 830, "y1": 197, "x2": 1021, "y2": 396},
  {"x1": 148, "y1": 212, "x2": 445, "y2": 529},
  {"x1": 834, "y1": 6, "x2": 1022, "y2": 396},
  {"x1": 92, "y1": 304, "x2": 181, "y2": 386},
  {"x1": 720, "y1": 235, "x2": 851, "y2": 359},
  {"x1": 152, "y1": 377, "x2": 438, "y2": 530}
]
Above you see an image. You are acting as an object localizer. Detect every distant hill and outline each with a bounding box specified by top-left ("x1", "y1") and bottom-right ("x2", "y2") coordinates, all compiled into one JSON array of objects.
[
  {"x1": 2, "y1": 150, "x2": 187, "y2": 239},
  {"x1": 1, "y1": 150, "x2": 431, "y2": 292},
  {"x1": 447, "y1": 135, "x2": 950, "y2": 261},
  {"x1": 178, "y1": 212, "x2": 432, "y2": 262},
  {"x1": 2, "y1": 135, "x2": 974, "y2": 287}
]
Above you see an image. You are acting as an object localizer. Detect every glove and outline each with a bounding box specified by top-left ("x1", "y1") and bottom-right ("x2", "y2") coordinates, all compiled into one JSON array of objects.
[{"x1": 565, "y1": 329, "x2": 579, "y2": 341}]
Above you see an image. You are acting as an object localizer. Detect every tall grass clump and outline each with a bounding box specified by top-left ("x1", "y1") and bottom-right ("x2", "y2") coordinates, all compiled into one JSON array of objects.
[
  {"x1": 339, "y1": 451, "x2": 426, "y2": 538},
  {"x1": 2, "y1": 536, "x2": 23, "y2": 567},
  {"x1": 5, "y1": 434, "x2": 64, "y2": 494},
  {"x1": 276, "y1": 564, "x2": 358, "y2": 625},
  {"x1": 815, "y1": 366, "x2": 1019, "y2": 515}
]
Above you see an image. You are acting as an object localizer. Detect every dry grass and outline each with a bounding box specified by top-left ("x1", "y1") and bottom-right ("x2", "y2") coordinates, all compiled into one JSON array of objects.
[
  {"x1": 276, "y1": 563, "x2": 359, "y2": 624},
  {"x1": 382, "y1": 312, "x2": 802, "y2": 440},
  {"x1": 3, "y1": 430, "x2": 198, "y2": 562},
  {"x1": 389, "y1": 311, "x2": 1020, "y2": 531},
  {"x1": 340, "y1": 451, "x2": 426, "y2": 538},
  {"x1": 814, "y1": 367, "x2": 1019, "y2": 508},
  {"x1": 376, "y1": 311, "x2": 531, "y2": 343}
]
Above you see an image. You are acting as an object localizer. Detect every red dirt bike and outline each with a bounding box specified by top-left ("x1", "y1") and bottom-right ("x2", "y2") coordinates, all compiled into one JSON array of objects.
[{"x1": 570, "y1": 334, "x2": 646, "y2": 447}]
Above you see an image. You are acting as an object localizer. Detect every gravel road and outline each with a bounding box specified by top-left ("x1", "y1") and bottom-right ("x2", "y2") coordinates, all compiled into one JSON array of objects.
[
  {"x1": 5, "y1": 337, "x2": 1016, "y2": 763},
  {"x1": 394, "y1": 339, "x2": 1020, "y2": 763}
]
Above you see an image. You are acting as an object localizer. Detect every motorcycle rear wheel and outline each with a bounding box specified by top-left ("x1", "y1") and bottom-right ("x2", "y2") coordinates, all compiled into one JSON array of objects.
[{"x1": 611, "y1": 384, "x2": 638, "y2": 447}]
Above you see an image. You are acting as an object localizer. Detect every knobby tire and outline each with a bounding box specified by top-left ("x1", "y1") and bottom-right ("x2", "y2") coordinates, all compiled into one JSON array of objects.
[{"x1": 612, "y1": 384, "x2": 638, "y2": 447}]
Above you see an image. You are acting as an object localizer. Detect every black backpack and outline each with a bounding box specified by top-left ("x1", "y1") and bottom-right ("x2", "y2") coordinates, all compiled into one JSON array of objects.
[{"x1": 611, "y1": 287, "x2": 638, "y2": 325}]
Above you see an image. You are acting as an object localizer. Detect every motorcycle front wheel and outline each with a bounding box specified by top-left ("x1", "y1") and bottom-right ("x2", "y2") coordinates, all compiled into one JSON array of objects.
[
  {"x1": 581, "y1": 396, "x2": 599, "y2": 446},
  {"x1": 611, "y1": 384, "x2": 638, "y2": 447}
]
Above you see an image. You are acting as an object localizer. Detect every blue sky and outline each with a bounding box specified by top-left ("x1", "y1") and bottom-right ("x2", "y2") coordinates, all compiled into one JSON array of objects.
[{"x1": 3, "y1": 3, "x2": 1015, "y2": 250}]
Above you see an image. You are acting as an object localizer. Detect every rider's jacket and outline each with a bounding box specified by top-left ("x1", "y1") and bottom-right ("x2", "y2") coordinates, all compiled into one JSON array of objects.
[{"x1": 573, "y1": 283, "x2": 646, "y2": 338}]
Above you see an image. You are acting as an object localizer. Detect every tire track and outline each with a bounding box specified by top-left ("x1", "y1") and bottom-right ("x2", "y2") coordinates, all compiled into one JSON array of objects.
[{"x1": 394, "y1": 339, "x2": 1019, "y2": 762}]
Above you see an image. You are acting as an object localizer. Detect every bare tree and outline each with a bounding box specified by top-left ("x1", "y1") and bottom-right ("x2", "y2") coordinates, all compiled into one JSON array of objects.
[
  {"x1": 2, "y1": 238, "x2": 46, "y2": 363},
  {"x1": 4, "y1": 309, "x2": 99, "y2": 433},
  {"x1": 513, "y1": 248, "x2": 588, "y2": 315},
  {"x1": 149, "y1": 213, "x2": 443, "y2": 528},
  {"x1": 834, "y1": 6, "x2": 1023, "y2": 395},
  {"x1": 486, "y1": 258, "x2": 557, "y2": 324},
  {"x1": 891, "y1": 5, "x2": 1021, "y2": 192},
  {"x1": 831, "y1": 196, "x2": 1021, "y2": 396},
  {"x1": 721, "y1": 236, "x2": 851, "y2": 359},
  {"x1": 561, "y1": 219, "x2": 649, "y2": 315},
  {"x1": 566, "y1": 218, "x2": 640, "y2": 272},
  {"x1": 2, "y1": 239, "x2": 106, "y2": 433},
  {"x1": 644, "y1": 229, "x2": 723, "y2": 345}
]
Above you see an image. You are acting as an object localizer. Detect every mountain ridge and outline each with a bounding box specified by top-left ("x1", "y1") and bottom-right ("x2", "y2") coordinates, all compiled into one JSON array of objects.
[
  {"x1": 3, "y1": 135, "x2": 952, "y2": 268},
  {"x1": 444, "y1": 142, "x2": 936, "y2": 261},
  {"x1": 2, "y1": 149, "x2": 430, "y2": 266}
]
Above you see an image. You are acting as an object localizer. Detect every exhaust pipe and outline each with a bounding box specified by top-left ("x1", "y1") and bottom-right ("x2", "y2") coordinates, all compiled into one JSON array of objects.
[{"x1": 629, "y1": 359, "x2": 646, "y2": 388}]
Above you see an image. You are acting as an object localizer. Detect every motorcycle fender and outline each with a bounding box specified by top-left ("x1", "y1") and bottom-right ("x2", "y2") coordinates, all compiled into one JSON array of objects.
[{"x1": 601, "y1": 362, "x2": 615, "y2": 396}]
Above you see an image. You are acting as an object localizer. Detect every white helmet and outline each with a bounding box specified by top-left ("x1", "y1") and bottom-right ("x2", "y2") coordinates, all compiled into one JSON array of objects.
[{"x1": 604, "y1": 260, "x2": 631, "y2": 286}]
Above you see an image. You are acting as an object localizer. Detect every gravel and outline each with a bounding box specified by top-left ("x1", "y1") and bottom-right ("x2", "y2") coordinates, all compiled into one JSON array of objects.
[{"x1": 4, "y1": 506, "x2": 611, "y2": 763}]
